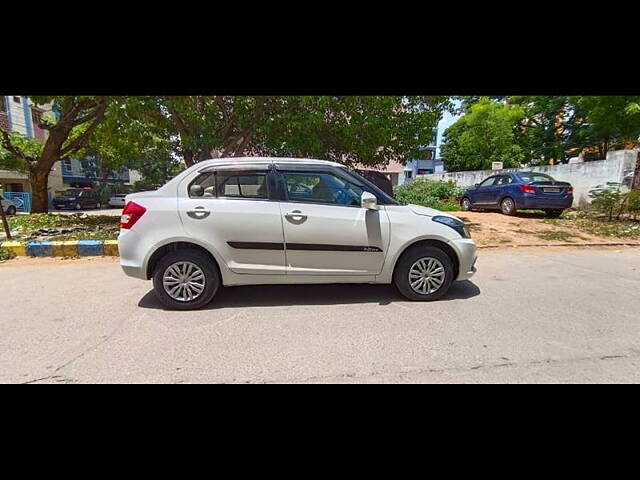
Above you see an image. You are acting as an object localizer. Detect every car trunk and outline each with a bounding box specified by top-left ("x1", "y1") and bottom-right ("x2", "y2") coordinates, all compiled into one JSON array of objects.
[{"x1": 529, "y1": 181, "x2": 571, "y2": 196}]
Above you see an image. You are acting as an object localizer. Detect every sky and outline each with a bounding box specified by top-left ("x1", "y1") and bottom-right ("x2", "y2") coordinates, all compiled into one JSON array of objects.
[{"x1": 435, "y1": 101, "x2": 461, "y2": 158}]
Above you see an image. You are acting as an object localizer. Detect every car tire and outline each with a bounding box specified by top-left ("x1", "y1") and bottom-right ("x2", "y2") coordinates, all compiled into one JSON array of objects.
[
  {"x1": 500, "y1": 197, "x2": 517, "y2": 216},
  {"x1": 460, "y1": 197, "x2": 472, "y2": 211},
  {"x1": 152, "y1": 248, "x2": 220, "y2": 310},
  {"x1": 546, "y1": 209, "x2": 564, "y2": 218},
  {"x1": 75, "y1": 203, "x2": 82, "y2": 210},
  {"x1": 393, "y1": 245, "x2": 455, "y2": 301},
  {"x1": 96, "y1": 202, "x2": 101, "y2": 209},
  {"x1": 6, "y1": 206, "x2": 16, "y2": 216}
]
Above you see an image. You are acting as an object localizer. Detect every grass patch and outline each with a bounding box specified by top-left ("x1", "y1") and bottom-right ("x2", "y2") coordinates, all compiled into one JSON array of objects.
[
  {"x1": 48, "y1": 228, "x2": 120, "y2": 242},
  {"x1": 7, "y1": 213, "x2": 119, "y2": 241},
  {"x1": 545, "y1": 213, "x2": 640, "y2": 240},
  {"x1": 534, "y1": 230, "x2": 579, "y2": 242}
]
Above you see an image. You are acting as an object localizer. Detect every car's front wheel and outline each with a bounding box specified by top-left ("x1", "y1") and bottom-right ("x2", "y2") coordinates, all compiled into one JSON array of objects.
[
  {"x1": 152, "y1": 249, "x2": 220, "y2": 310},
  {"x1": 393, "y1": 245, "x2": 455, "y2": 301}
]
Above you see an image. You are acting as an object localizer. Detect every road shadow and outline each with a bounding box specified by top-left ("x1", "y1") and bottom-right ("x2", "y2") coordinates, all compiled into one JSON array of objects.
[{"x1": 138, "y1": 280, "x2": 480, "y2": 311}]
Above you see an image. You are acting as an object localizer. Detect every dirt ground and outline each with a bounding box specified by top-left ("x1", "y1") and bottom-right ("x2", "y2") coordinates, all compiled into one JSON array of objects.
[{"x1": 452, "y1": 211, "x2": 640, "y2": 247}]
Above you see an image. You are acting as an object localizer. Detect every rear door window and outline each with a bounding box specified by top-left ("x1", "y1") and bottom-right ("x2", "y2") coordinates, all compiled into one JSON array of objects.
[{"x1": 189, "y1": 171, "x2": 268, "y2": 199}]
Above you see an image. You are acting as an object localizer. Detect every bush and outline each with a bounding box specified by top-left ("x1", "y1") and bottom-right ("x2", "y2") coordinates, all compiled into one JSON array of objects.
[
  {"x1": 394, "y1": 178, "x2": 464, "y2": 211},
  {"x1": 0, "y1": 247, "x2": 16, "y2": 261},
  {"x1": 628, "y1": 189, "x2": 640, "y2": 220},
  {"x1": 589, "y1": 183, "x2": 640, "y2": 221}
]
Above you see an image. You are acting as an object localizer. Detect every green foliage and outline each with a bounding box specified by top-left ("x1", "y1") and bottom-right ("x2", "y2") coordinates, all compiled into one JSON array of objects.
[
  {"x1": 626, "y1": 189, "x2": 640, "y2": 220},
  {"x1": 0, "y1": 247, "x2": 16, "y2": 261},
  {"x1": 0, "y1": 132, "x2": 43, "y2": 173},
  {"x1": 394, "y1": 178, "x2": 463, "y2": 211},
  {"x1": 441, "y1": 98, "x2": 526, "y2": 171},
  {"x1": 107, "y1": 96, "x2": 451, "y2": 169}
]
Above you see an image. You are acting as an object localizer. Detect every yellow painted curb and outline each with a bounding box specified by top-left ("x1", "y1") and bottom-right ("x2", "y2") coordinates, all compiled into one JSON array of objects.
[
  {"x1": 1, "y1": 241, "x2": 27, "y2": 256},
  {"x1": 51, "y1": 241, "x2": 79, "y2": 257},
  {"x1": 103, "y1": 240, "x2": 119, "y2": 256}
]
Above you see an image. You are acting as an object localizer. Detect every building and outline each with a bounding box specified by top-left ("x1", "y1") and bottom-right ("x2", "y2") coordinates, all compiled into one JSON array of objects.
[
  {"x1": 0, "y1": 96, "x2": 64, "y2": 197},
  {"x1": 0, "y1": 96, "x2": 140, "y2": 210}
]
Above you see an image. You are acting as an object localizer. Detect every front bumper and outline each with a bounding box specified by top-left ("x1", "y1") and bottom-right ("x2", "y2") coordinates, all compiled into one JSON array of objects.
[{"x1": 449, "y1": 238, "x2": 477, "y2": 281}]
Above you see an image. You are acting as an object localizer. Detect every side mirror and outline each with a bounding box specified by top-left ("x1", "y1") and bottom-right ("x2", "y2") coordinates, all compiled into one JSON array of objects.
[
  {"x1": 361, "y1": 191, "x2": 379, "y2": 210},
  {"x1": 189, "y1": 184, "x2": 204, "y2": 197}
]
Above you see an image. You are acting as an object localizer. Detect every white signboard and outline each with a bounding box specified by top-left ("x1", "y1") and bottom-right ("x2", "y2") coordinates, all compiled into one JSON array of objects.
[{"x1": 492, "y1": 162, "x2": 503, "y2": 170}]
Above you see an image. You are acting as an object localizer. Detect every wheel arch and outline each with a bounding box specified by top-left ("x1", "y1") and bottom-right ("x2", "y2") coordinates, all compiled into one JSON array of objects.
[
  {"x1": 146, "y1": 240, "x2": 223, "y2": 281},
  {"x1": 391, "y1": 238, "x2": 460, "y2": 281}
]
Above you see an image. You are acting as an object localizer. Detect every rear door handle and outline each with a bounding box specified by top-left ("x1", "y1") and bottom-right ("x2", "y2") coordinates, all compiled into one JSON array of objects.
[{"x1": 187, "y1": 206, "x2": 211, "y2": 219}]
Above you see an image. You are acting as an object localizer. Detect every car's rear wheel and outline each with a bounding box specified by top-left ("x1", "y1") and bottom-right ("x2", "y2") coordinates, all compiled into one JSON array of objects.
[
  {"x1": 75, "y1": 203, "x2": 82, "y2": 210},
  {"x1": 152, "y1": 249, "x2": 220, "y2": 310},
  {"x1": 6, "y1": 206, "x2": 16, "y2": 216},
  {"x1": 96, "y1": 202, "x2": 101, "y2": 209},
  {"x1": 393, "y1": 246, "x2": 455, "y2": 301},
  {"x1": 500, "y1": 197, "x2": 517, "y2": 215},
  {"x1": 546, "y1": 209, "x2": 564, "y2": 218},
  {"x1": 461, "y1": 197, "x2": 472, "y2": 211}
]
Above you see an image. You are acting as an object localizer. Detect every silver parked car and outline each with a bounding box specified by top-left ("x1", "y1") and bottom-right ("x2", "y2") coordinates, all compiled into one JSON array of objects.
[
  {"x1": 109, "y1": 194, "x2": 128, "y2": 208},
  {"x1": 0, "y1": 195, "x2": 18, "y2": 215}
]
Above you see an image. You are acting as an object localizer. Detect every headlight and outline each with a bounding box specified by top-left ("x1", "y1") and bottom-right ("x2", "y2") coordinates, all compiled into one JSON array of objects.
[{"x1": 432, "y1": 215, "x2": 471, "y2": 239}]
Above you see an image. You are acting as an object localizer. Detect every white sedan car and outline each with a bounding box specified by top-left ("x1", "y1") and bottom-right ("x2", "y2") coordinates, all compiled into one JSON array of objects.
[
  {"x1": 1, "y1": 195, "x2": 18, "y2": 215},
  {"x1": 108, "y1": 194, "x2": 128, "y2": 208},
  {"x1": 119, "y1": 157, "x2": 477, "y2": 310}
]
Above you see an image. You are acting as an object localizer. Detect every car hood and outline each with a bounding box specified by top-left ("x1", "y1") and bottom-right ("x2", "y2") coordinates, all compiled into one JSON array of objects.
[{"x1": 407, "y1": 204, "x2": 459, "y2": 220}]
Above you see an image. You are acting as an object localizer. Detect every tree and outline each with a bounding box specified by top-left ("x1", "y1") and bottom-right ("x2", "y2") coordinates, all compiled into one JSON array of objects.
[
  {"x1": 509, "y1": 96, "x2": 572, "y2": 164},
  {"x1": 118, "y1": 96, "x2": 451, "y2": 169},
  {"x1": 0, "y1": 97, "x2": 109, "y2": 212},
  {"x1": 570, "y1": 96, "x2": 640, "y2": 158},
  {"x1": 441, "y1": 98, "x2": 526, "y2": 171}
]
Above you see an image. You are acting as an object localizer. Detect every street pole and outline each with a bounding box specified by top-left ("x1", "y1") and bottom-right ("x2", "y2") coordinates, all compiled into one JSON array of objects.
[{"x1": 0, "y1": 196, "x2": 12, "y2": 240}]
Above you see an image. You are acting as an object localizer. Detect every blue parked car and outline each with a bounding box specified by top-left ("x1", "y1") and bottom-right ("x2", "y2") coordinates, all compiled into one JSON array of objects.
[{"x1": 460, "y1": 171, "x2": 573, "y2": 217}]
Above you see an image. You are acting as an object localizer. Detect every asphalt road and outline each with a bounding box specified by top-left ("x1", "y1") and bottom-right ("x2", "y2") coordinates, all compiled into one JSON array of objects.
[{"x1": 1, "y1": 247, "x2": 639, "y2": 383}]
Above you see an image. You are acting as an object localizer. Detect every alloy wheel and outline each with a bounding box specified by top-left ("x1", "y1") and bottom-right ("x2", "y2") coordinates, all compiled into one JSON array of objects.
[
  {"x1": 408, "y1": 257, "x2": 445, "y2": 295},
  {"x1": 162, "y1": 261, "x2": 206, "y2": 302}
]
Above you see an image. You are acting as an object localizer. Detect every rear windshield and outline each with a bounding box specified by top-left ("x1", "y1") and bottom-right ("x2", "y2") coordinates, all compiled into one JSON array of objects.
[{"x1": 519, "y1": 173, "x2": 555, "y2": 183}]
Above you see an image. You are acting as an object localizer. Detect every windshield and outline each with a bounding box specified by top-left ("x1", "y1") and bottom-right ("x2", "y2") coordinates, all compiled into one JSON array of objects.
[
  {"x1": 519, "y1": 173, "x2": 555, "y2": 183},
  {"x1": 342, "y1": 168, "x2": 400, "y2": 205}
]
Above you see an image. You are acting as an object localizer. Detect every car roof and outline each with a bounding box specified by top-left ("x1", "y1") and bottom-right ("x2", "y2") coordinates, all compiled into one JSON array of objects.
[{"x1": 195, "y1": 157, "x2": 345, "y2": 169}]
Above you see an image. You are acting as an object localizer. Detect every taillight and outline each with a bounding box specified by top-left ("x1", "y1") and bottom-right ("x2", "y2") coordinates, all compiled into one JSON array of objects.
[
  {"x1": 520, "y1": 184, "x2": 536, "y2": 194},
  {"x1": 120, "y1": 201, "x2": 147, "y2": 229},
  {"x1": 567, "y1": 186, "x2": 574, "y2": 194}
]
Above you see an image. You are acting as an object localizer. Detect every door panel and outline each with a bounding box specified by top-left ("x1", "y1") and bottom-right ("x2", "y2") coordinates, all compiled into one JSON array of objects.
[
  {"x1": 179, "y1": 197, "x2": 286, "y2": 275},
  {"x1": 280, "y1": 202, "x2": 390, "y2": 275},
  {"x1": 475, "y1": 177, "x2": 498, "y2": 204}
]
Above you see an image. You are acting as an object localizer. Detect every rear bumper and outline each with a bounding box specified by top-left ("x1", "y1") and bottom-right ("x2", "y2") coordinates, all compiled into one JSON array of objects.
[
  {"x1": 517, "y1": 194, "x2": 573, "y2": 210},
  {"x1": 449, "y1": 238, "x2": 477, "y2": 281},
  {"x1": 118, "y1": 229, "x2": 147, "y2": 280}
]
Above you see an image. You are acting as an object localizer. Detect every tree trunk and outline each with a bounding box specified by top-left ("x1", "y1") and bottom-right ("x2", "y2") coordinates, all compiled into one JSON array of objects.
[
  {"x1": 29, "y1": 169, "x2": 50, "y2": 214},
  {"x1": 0, "y1": 198, "x2": 11, "y2": 240},
  {"x1": 633, "y1": 150, "x2": 640, "y2": 190}
]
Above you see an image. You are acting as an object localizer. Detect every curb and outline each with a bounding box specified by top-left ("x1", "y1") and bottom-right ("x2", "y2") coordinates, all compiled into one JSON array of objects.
[
  {"x1": 0, "y1": 240, "x2": 119, "y2": 257},
  {"x1": 477, "y1": 242, "x2": 640, "y2": 249}
]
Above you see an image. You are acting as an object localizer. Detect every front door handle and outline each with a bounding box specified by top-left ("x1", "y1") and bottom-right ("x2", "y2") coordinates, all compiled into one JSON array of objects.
[
  {"x1": 285, "y1": 210, "x2": 307, "y2": 221},
  {"x1": 187, "y1": 206, "x2": 211, "y2": 219}
]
